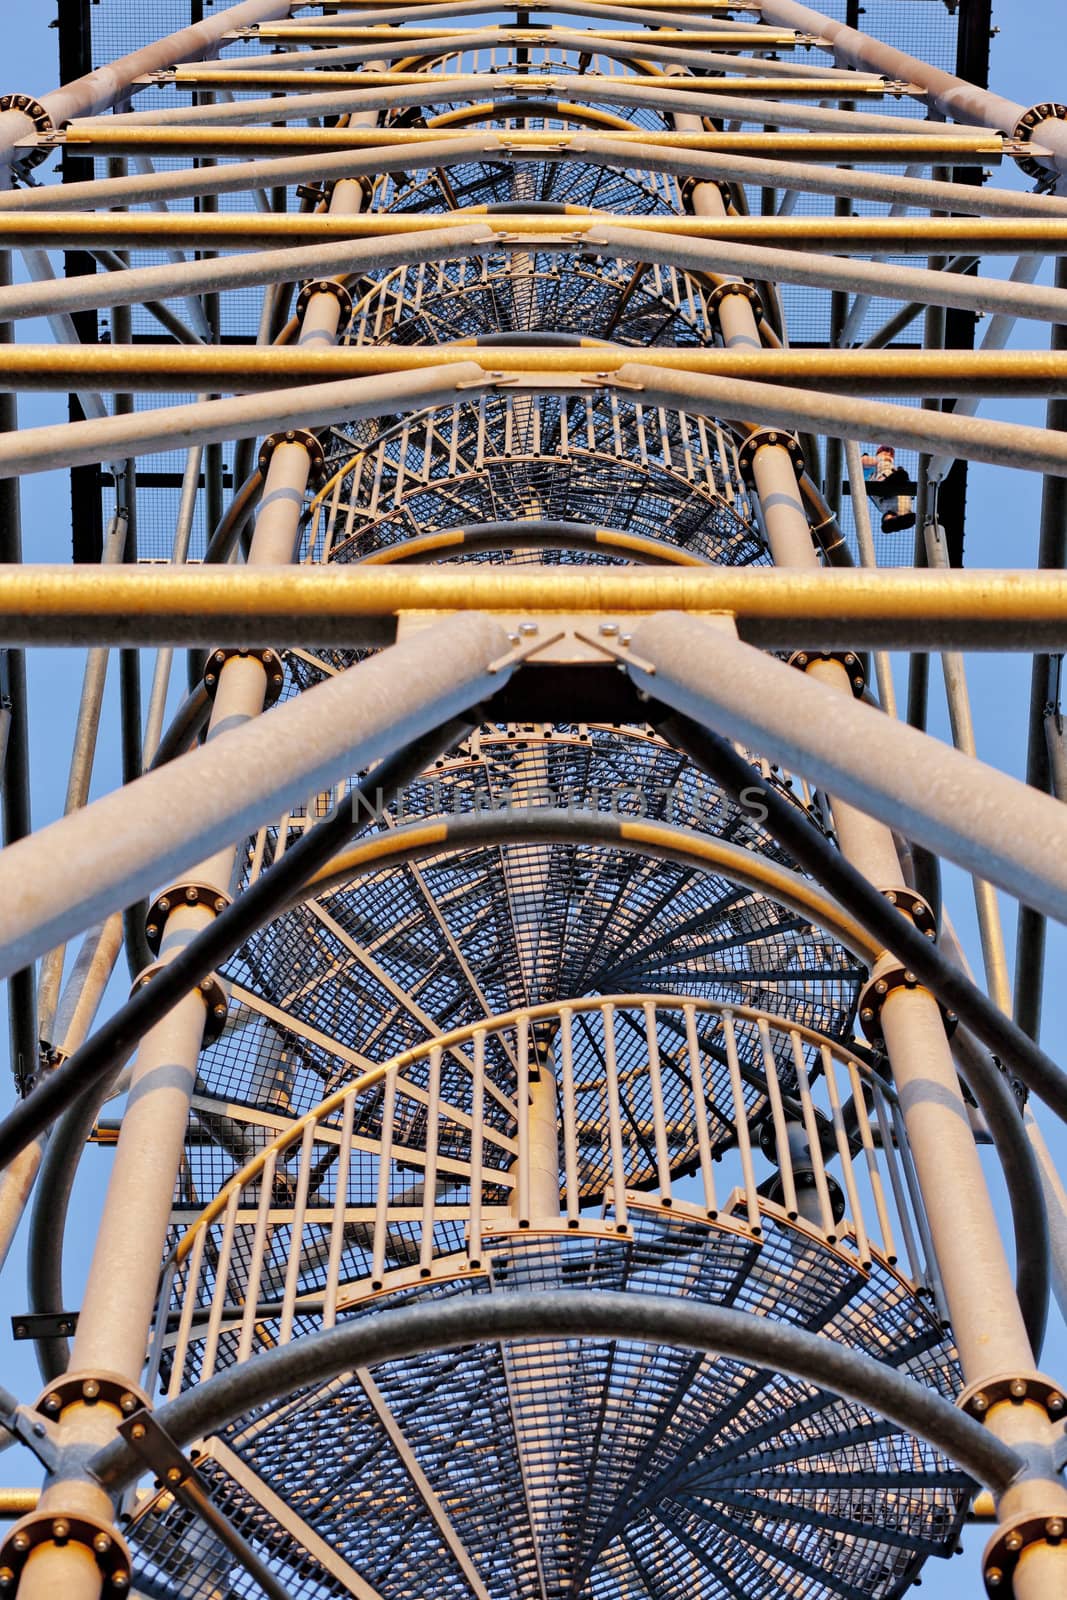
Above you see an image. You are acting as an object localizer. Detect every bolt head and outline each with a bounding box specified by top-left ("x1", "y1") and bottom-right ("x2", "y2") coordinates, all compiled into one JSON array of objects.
[
  {"x1": 1049, "y1": 1392, "x2": 1065, "y2": 1414},
  {"x1": 93, "y1": 1534, "x2": 112, "y2": 1555},
  {"x1": 972, "y1": 1392, "x2": 988, "y2": 1413},
  {"x1": 184, "y1": 887, "x2": 197, "y2": 903},
  {"x1": 875, "y1": 980, "x2": 888, "y2": 995},
  {"x1": 130, "y1": 1423, "x2": 146, "y2": 1441},
  {"x1": 0, "y1": 1566, "x2": 15, "y2": 1588},
  {"x1": 119, "y1": 1394, "x2": 137, "y2": 1415},
  {"x1": 986, "y1": 1568, "x2": 1003, "y2": 1588},
  {"x1": 157, "y1": 896, "x2": 171, "y2": 913},
  {"x1": 42, "y1": 1394, "x2": 60, "y2": 1414},
  {"x1": 51, "y1": 1519, "x2": 70, "y2": 1543},
  {"x1": 82, "y1": 1379, "x2": 100, "y2": 1400},
  {"x1": 1009, "y1": 1378, "x2": 1028, "y2": 1399},
  {"x1": 112, "y1": 1574, "x2": 129, "y2": 1591},
  {"x1": 165, "y1": 1467, "x2": 181, "y2": 1485},
  {"x1": 1047, "y1": 1517, "x2": 1065, "y2": 1539},
  {"x1": 1004, "y1": 1531, "x2": 1023, "y2": 1552},
  {"x1": 10, "y1": 1535, "x2": 29, "y2": 1554}
]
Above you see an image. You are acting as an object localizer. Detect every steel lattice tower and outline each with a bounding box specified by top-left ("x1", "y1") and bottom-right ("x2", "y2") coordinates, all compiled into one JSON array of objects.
[{"x1": 1, "y1": 2, "x2": 1067, "y2": 1597}]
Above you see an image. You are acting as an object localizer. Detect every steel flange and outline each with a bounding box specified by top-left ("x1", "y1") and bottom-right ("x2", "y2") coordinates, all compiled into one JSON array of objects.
[
  {"x1": 787, "y1": 649, "x2": 866, "y2": 698},
  {"x1": 144, "y1": 883, "x2": 232, "y2": 955},
  {"x1": 737, "y1": 428, "x2": 805, "y2": 489},
  {"x1": 1011, "y1": 103, "x2": 1067, "y2": 182},
  {"x1": 858, "y1": 963, "x2": 957, "y2": 1046},
  {"x1": 0, "y1": 1511, "x2": 131, "y2": 1596},
  {"x1": 130, "y1": 964, "x2": 230, "y2": 1046},
  {"x1": 203, "y1": 645, "x2": 285, "y2": 708}
]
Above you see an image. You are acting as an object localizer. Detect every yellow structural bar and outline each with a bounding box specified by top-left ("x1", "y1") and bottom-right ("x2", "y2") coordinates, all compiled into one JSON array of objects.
[
  {"x1": 0, "y1": 212, "x2": 1061, "y2": 253},
  {"x1": 3, "y1": 346, "x2": 1067, "y2": 394},
  {"x1": 235, "y1": 27, "x2": 804, "y2": 47},
  {"x1": 57, "y1": 125, "x2": 1010, "y2": 161},
  {"x1": 1, "y1": 567, "x2": 1065, "y2": 652},
  {"x1": 157, "y1": 68, "x2": 899, "y2": 97}
]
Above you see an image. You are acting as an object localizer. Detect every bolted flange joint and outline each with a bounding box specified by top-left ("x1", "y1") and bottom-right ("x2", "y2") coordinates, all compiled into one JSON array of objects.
[
  {"x1": 130, "y1": 963, "x2": 229, "y2": 1047},
  {"x1": 257, "y1": 427, "x2": 326, "y2": 486},
  {"x1": 959, "y1": 1371, "x2": 1066, "y2": 1425},
  {"x1": 1011, "y1": 103, "x2": 1067, "y2": 183},
  {"x1": 296, "y1": 277, "x2": 354, "y2": 326},
  {"x1": 203, "y1": 645, "x2": 285, "y2": 708},
  {"x1": 881, "y1": 885, "x2": 937, "y2": 940},
  {"x1": 858, "y1": 963, "x2": 957, "y2": 1046},
  {"x1": 144, "y1": 882, "x2": 232, "y2": 955},
  {"x1": 0, "y1": 1511, "x2": 131, "y2": 1596},
  {"x1": 737, "y1": 428, "x2": 805, "y2": 489},
  {"x1": 35, "y1": 1371, "x2": 148, "y2": 1424},
  {"x1": 0, "y1": 95, "x2": 55, "y2": 170},
  {"x1": 705, "y1": 279, "x2": 765, "y2": 330},
  {"x1": 679, "y1": 175, "x2": 733, "y2": 212},
  {"x1": 983, "y1": 1511, "x2": 1066, "y2": 1597},
  {"x1": 787, "y1": 649, "x2": 866, "y2": 699}
]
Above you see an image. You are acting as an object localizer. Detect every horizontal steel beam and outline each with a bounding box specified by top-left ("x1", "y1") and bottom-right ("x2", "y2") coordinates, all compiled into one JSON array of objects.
[
  {"x1": 0, "y1": 211, "x2": 1060, "y2": 253},
  {"x1": 149, "y1": 66, "x2": 901, "y2": 99},
  {"x1": 50, "y1": 125, "x2": 1009, "y2": 162},
  {"x1": 3, "y1": 345, "x2": 1066, "y2": 397},
  {"x1": 0, "y1": 365, "x2": 489, "y2": 478},
  {"x1": 0, "y1": 567, "x2": 1063, "y2": 651},
  {"x1": 4, "y1": 226, "x2": 1062, "y2": 338},
  {"x1": 77, "y1": 79, "x2": 996, "y2": 137}
]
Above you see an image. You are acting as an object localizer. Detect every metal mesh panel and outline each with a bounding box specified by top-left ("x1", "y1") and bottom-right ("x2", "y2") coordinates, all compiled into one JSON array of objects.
[{"x1": 144, "y1": 1207, "x2": 967, "y2": 1600}]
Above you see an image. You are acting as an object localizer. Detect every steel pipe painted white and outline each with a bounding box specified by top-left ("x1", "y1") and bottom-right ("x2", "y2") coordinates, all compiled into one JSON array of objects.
[
  {"x1": 626, "y1": 612, "x2": 1067, "y2": 928},
  {"x1": 0, "y1": 0, "x2": 291, "y2": 171},
  {"x1": 0, "y1": 613, "x2": 511, "y2": 983},
  {"x1": 89, "y1": 77, "x2": 967, "y2": 137},
  {"x1": 0, "y1": 363, "x2": 489, "y2": 479},
  {"x1": 0, "y1": 225, "x2": 496, "y2": 325},
  {"x1": 758, "y1": 0, "x2": 1067, "y2": 175},
  {"x1": 617, "y1": 363, "x2": 1067, "y2": 479}
]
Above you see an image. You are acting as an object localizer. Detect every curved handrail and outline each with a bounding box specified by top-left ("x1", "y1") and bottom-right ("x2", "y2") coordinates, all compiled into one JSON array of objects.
[{"x1": 174, "y1": 994, "x2": 894, "y2": 1252}]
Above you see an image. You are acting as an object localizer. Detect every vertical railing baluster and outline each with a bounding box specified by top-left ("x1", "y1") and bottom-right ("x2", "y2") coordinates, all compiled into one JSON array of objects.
[
  {"x1": 683, "y1": 1003, "x2": 717, "y2": 1217},
  {"x1": 823, "y1": 1046, "x2": 870, "y2": 1267},
  {"x1": 845, "y1": 1061, "x2": 896, "y2": 1264},
  {"x1": 516, "y1": 1013, "x2": 531, "y2": 1226},
  {"x1": 201, "y1": 1185, "x2": 240, "y2": 1382},
  {"x1": 419, "y1": 1046, "x2": 443, "y2": 1275},
  {"x1": 279, "y1": 1121, "x2": 317, "y2": 1346},
  {"x1": 323, "y1": 1097, "x2": 355, "y2": 1330},
  {"x1": 875, "y1": 1089, "x2": 922, "y2": 1279},
  {"x1": 372, "y1": 1072, "x2": 397, "y2": 1291},
  {"x1": 168, "y1": 1225, "x2": 207, "y2": 1400},
  {"x1": 758, "y1": 1017, "x2": 797, "y2": 1219},
  {"x1": 469, "y1": 1029, "x2": 486, "y2": 1265},
  {"x1": 643, "y1": 1001, "x2": 672, "y2": 1204},
  {"x1": 890, "y1": 1097, "x2": 949, "y2": 1318},
  {"x1": 723, "y1": 1012, "x2": 761, "y2": 1235},
  {"x1": 602, "y1": 1004, "x2": 629, "y2": 1231},
  {"x1": 236, "y1": 1146, "x2": 276, "y2": 1365},
  {"x1": 559, "y1": 1007, "x2": 581, "y2": 1226},
  {"x1": 789, "y1": 1029, "x2": 838, "y2": 1239}
]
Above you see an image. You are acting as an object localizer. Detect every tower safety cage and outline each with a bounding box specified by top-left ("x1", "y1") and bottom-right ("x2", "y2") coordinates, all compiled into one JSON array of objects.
[{"x1": 0, "y1": 2, "x2": 1067, "y2": 1600}]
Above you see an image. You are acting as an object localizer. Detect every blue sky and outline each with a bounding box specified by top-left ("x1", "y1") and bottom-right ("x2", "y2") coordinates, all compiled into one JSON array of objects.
[{"x1": 2, "y1": 3, "x2": 1066, "y2": 1594}]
